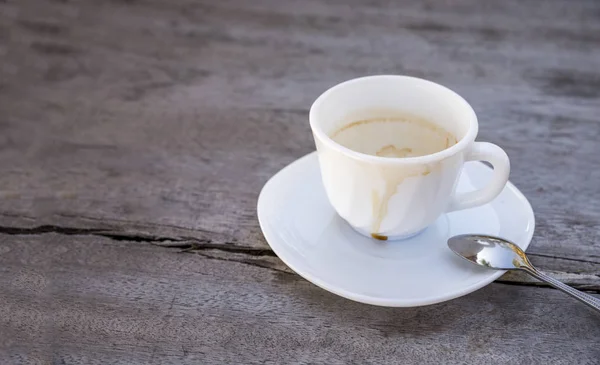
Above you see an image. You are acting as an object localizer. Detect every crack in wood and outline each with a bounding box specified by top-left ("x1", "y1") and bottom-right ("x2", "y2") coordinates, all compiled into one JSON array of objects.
[
  {"x1": 3, "y1": 216, "x2": 598, "y2": 263},
  {"x1": 0, "y1": 224, "x2": 183, "y2": 242},
  {"x1": 0, "y1": 224, "x2": 597, "y2": 291},
  {"x1": 192, "y1": 251, "x2": 293, "y2": 275},
  {"x1": 0, "y1": 224, "x2": 277, "y2": 256},
  {"x1": 497, "y1": 276, "x2": 600, "y2": 293},
  {"x1": 495, "y1": 279, "x2": 600, "y2": 293},
  {"x1": 528, "y1": 252, "x2": 600, "y2": 265},
  {"x1": 173, "y1": 241, "x2": 275, "y2": 256}
]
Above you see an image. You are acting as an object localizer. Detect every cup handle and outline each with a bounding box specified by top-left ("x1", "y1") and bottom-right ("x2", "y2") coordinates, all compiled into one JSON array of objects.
[{"x1": 447, "y1": 142, "x2": 510, "y2": 212}]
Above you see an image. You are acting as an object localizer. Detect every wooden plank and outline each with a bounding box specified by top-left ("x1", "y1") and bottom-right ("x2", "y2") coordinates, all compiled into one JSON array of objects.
[
  {"x1": 1, "y1": 0, "x2": 599, "y2": 283},
  {"x1": 1, "y1": 234, "x2": 599, "y2": 365},
  {"x1": 1, "y1": 0, "x2": 599, "y2": 250}
]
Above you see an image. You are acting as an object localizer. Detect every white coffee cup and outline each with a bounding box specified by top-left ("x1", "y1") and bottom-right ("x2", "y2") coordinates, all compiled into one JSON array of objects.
[{"x1": 309, "y1": 75, "x2": 510, "y2": 240}]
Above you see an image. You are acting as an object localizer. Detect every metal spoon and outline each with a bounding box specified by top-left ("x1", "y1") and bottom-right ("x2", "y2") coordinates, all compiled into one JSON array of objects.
[{"x1": 448, "y1": 234, "x2": 600, "y2": 312}]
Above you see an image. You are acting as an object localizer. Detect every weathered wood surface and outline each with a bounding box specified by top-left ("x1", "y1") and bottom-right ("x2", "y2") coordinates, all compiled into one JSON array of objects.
[
  {"x1": 1, "y1": 235, "x2": 599, "y2": 365},
  {"x1": 1, "y1": 0, "x2": 599, "y2": 363}
]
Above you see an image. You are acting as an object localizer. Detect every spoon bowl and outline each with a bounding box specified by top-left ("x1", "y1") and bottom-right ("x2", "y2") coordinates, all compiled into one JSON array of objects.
[
  {"x1": 448, "y1": 234, "x2": 600, "y2": 313},
  {"x1": 448, "y1": 234, "x2": 531, "y2": 270}
]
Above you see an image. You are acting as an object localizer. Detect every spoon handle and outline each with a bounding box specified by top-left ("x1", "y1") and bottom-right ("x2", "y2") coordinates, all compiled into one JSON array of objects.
[{"x1": 528, "y1": 269, "x2": 600, "y2": 313}]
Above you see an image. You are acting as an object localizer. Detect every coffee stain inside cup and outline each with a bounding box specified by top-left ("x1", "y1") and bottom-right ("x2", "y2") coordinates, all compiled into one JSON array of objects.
[
  {"x1": 330, "y1": 113, "x2": 457, "y2": 158},
  {"x1": 376, "y1": 145, "x2": 413, "y2": 158}
]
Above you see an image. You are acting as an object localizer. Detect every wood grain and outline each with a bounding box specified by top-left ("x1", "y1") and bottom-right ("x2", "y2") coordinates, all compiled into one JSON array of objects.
[
  {"x1": 1, "y1": 234, "x2": 599, "y2": 365},
  {"x1": 1, "y1": 0, "x2": 600, "y2": 260},
  {"x1": 1, "y1": 0, "x2": 599, "y2": 363}
]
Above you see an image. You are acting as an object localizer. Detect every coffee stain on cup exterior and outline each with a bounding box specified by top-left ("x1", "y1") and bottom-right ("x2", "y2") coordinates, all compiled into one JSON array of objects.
[
  {"x1": 370, "y1": 147, "x2": 428, "y2": 239},
  {"x1": 369, "y1": 163, "x2": 438, "y2": 240},
  {"x1": 370, "y1": 177, "x2": 402, "y2": 240},
  {"x1": 370, "y1": 233, "x2": 388, "y2": 240},
  {"x1": 370, "y1": 184, "x2": 397, "y2": 239},
  {"x1": 371, "y1": 162, "x2": 441, "y2": 241}
]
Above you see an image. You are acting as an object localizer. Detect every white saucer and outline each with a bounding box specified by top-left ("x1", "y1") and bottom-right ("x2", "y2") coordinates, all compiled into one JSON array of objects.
[{"x1": 257, "y1": 152, "x2": 535, "y2": 307}]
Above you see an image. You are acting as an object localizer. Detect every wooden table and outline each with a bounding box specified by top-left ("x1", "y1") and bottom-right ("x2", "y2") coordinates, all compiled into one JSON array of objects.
[{"x1": 1, "y1": 0, "x2": 599, "y2": 363}]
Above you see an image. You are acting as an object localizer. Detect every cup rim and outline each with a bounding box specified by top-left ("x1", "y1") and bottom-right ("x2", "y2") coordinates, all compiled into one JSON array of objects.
[{"x1": 309, "y1": 75, "x2": 478, "y2": 165}]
